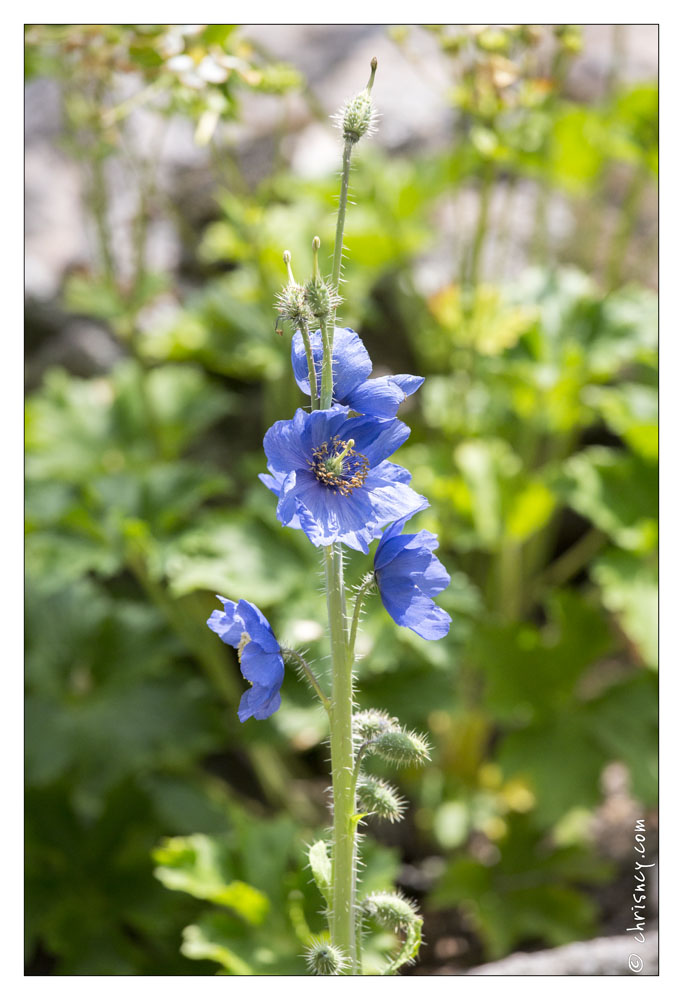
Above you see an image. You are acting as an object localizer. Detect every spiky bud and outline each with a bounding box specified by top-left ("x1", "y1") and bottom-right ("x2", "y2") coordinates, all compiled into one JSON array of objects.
[
  {"x1": 353, "y1": 708, "x2": 399, "y2": 741},
  {"x1": 305, "y1": 939, "x2": 348, "y2": 976},
  {"x1": 337, "y1": 57, "x2": 378, "y2": 145},
  {"x1": 357, "y1": 774, "x2": 405, "y2": 822},
  {"x1": 275, "y1": 250, "x2": 314, "y2": 331},
  {"x1": 305, "y1": 275, "x2": 342, "y2": 322},
  {"x1": 371, "y1": 728, "x2": 431, "y2": 767},
  {"x1": 361, "y1": 891, "x2": 420, "y2": 933}
]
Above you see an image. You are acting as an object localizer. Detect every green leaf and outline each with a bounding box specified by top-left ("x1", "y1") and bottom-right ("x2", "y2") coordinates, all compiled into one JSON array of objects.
[
  {"x1": 558, "y1": 447, "x2": 657, "y2": 553},
  {"x1": 153, "y1": 835, "x2": 269, "y2": 924},
  {"x1": 592, "y1": 550, "x2": 658, "y2": 668},
  {"x1": 308, "y1": 841, "x2": 332, "y2": 907}
]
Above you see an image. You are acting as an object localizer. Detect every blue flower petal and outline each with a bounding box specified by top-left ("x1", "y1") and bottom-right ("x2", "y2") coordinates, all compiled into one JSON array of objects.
[
  {"x1": 331, "y1": 327, "x2": 373, "y2": 400},
  {"x1": 263, "y1": 409, "x2": 311, "y2": 472},
  {"x1": 346, "y1": 373, "x2": 424, "y2": 418},
  {"x1": 374, "y1": 510, "x2": 451, "y2": 641},
  {"x1": 238, "y1": 685, "x2": 282, "y2": 723},
  {"x1": 206, "y1": 597, "x2": 285, "y2": 722},
  {"x1": 345, "y1": 413, "x2": 410, "y2": 467},
  {"x1": 291, "y1": 327, "x2": 423, "y2": 419}
]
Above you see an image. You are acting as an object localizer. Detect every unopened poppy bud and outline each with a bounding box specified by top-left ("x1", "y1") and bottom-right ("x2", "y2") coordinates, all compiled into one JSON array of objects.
[
  {"x1": 353, "y1": 708, "x2": 399, "y2": 741},
  {"x1": 305, "y1": 236, "x2": 341, "y2": 320},
  {"x1": 275, "y1": 249, "x2": 314, "y2": 330},
  {"x1": 372, "y1": 728, "x2": 431, "y2": 767},
  {"x1": 361, "y1": 891, "x2": 420, "y2": 932},
  {"x1": 337, "y1": 57, "x2": 378, "y2": 144},
  {"x1": 305, "y1": 939, "x2": 348, "y2": 975},
  {"x1": 357, "y1": 774, "x2": 405, "y2": 822}
]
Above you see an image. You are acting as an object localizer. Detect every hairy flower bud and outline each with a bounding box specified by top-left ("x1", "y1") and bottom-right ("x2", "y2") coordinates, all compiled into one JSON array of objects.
[
  {"x1": 353, "y1": 708, "x2": 399, "y2": 741},
  {"x1": 371, "y1": 728, "x2": 431, "y2": 767},
  {"x1": 305, "y1": 939, "x2": 348, "y2": 975},
  {"x1": 336, "y1": 57, "x2": 378, "y2": 144},
  {"x1": 361, "y1": 891, "x2": 420, "y2": 932},
  {"x1": 356, "y1": 774, "x2": 405, "y2": 822},
  {"x1": 305, "y1": 275, "x2": 341, "y2": 322},
  {"x1": 275, "y1": 250, "x2": 315, "y2": 331}
]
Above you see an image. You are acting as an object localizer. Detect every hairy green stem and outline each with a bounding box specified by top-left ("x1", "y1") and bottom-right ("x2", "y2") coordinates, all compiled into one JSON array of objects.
[
  {"x1": 321, "y1": 139, "x2": 354, "y2": 409},
  {"x1": 325, "y1": 543, "x2": 357, "y2": 971},
  {"x1": 322, "y1": 90, "x2": 366, "y2": 973}
]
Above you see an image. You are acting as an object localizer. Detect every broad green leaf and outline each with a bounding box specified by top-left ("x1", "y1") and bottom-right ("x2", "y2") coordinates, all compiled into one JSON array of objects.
[
  {"x1": 153, "y1": 835, "x2": 269, "y2": 924},
  {"x1": 558, "y1": 447, "x2": 657, "y2": 553},
  {"x1": 592, "y1": 550, "x2": 658, "y2": 668}
]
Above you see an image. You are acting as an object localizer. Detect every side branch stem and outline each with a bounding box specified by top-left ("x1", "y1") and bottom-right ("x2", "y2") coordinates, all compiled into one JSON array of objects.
[{"x1": 282, "y1": 647, "x2": 329, "y2": 710}]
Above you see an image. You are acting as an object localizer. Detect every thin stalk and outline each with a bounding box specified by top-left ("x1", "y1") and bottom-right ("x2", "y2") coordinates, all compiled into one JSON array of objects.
[
  {"x1": 299, "y1": 321, "x2": 320, "y2": 409},
  {"x1": 282, "y1": 647, "x2": 330, "y2": 710},
  {"x1": 348, "y1": 574, "x2": 376, "y2": 661},
  {"x1": 325, "y1": 543, "x2": 357, "y2": 971},
  {"x1": 321, "y1": 138, "x2": 353, "y2": 409}
]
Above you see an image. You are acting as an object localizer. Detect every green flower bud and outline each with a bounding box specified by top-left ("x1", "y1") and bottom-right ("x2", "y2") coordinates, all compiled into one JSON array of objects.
[
  {"x1": 341, "y1": 91, "x2": 375, "y2": 143},
  {"x1": 305, "y1": 275, "x2": 341, "y2": 322},
  {"x1": 305, "y1": 938, "x2": 348, "y2": 976},
  {"x1": 275, "y1": 250, "x2": 314, "y2": 331},
  {"x1": 353, "y1": 708, "x2": 399, "y2": 741},
  {"x1": 371, "y1": 728, "x2": 431, "y2": 767},
  {"x1": 361, "y1": 891, "x2": 420, "y2": 932},
  {"x1": 356, "y1": 774, "x2": 405, "y2": 822},
  {"x1": 337, "y1": 57, "x2": 378, "y2": 145}
]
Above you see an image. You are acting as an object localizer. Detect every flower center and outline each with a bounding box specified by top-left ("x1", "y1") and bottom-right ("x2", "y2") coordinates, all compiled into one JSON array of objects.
[{"x1": 309, "y1": 435, "x2": 370, "y2": 496}]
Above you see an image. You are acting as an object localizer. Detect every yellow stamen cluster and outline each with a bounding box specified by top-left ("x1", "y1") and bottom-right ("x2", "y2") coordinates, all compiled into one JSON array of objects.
[{"x1": 309, "y1": 436, "x2": 369, "y2": 496}]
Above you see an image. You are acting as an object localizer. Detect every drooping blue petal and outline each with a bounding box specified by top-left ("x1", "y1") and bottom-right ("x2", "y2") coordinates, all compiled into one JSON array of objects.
[
  {"x1": 238, "y1": 685, "x2": 282, "y2": 723},
  {"x1": 374, "y1": 510, "x2": 451, "y2": 641},
  {"x1": 206, "y1": 596, "x2": 285, "y2": 722}
]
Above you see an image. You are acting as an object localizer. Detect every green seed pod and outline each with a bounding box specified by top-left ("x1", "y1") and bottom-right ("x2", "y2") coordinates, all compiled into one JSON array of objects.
[
  {"x1": 361, "y1": 891, "x2": 420, "y2": 932},
  {"x1": 353, "y1": 708, "x2": 399, "y2": 741},
  {"x1": 356, "y1": 774, "x2": 405, "y2": 822},
  {"x1": 371, "y1": 728, "x2": 431, "y2": 767},
  {"x1": 305, "y1": 939, "x2": 348, "y2": 976}
]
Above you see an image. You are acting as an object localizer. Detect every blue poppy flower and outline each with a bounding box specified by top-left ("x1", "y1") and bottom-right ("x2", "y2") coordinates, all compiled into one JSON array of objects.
[
  {"x1": 291, "y1": 327, "x2": 424, "y2": 417},
  {"x1": 260, "y1": 406, "x2": 426, "y2": 552},
  {"x1": 374, "y1": 503, "x2": 451, "y2": 640},
  {"x1": 207, "y1": 596, "x2": 284, "y2": 722}
]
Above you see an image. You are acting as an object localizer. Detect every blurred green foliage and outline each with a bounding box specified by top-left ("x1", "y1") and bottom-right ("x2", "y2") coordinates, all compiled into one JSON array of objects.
[{"x1": 25, "y1": 24, "x2": 657, "y2": 974}]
